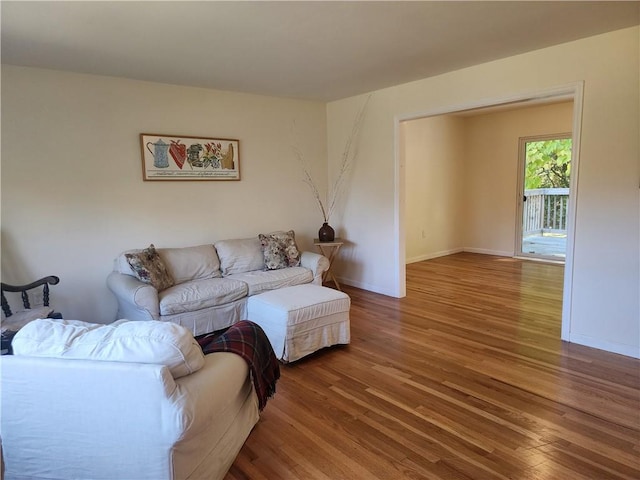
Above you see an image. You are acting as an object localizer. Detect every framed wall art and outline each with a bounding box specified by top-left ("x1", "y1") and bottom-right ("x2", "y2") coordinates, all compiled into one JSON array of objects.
[{"x1": 140, "y1": 133, "x2": 240, "y2": 181}]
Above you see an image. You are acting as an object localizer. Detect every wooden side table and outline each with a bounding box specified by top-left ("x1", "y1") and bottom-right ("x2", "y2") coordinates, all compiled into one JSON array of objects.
[{"x1": 313, "y1": 238, "x2": 344, "y2": 291}]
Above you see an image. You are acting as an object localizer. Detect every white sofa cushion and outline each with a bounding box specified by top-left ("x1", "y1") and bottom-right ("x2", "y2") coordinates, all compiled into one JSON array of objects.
[
  {"x1": 214, "y1": 237, "x2": 265, "y2": 276},
  {"x1": 158, "y1": 244, "x2": 222, "y2": 283},
  {"x1": 228, "y1": 267, "x2": 313, "y2": 296},
  {"x1": 12, "y1": 318, "x2": 204, "y2": 378},
  {"x1": 159, "y1": 277, "x2": 248, "y2": 315}
]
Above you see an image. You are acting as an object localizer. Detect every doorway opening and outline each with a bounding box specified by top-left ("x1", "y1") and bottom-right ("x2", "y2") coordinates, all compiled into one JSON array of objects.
[
  {"x1": 395, "y1": 82, "x2": 584, "y2": 342},
  {"x1": 516, "y1": 134, "x2": 572, "y2": 261}
]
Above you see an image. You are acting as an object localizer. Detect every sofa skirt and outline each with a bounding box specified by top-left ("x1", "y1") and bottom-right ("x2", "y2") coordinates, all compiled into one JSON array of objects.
[{"x1": 162, "y1": 297, "x2": 248, "y2": 336}]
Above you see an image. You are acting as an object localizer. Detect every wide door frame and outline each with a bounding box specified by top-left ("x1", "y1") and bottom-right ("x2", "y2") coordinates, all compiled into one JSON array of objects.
[{"x1": 395, "y1": 81, "x2": 584, "y2": 342}]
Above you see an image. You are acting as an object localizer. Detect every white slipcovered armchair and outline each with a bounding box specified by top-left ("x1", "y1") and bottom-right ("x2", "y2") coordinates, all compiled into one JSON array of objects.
[{"x1": 1, "y1": 319, "x2": 260, "y2": 480}]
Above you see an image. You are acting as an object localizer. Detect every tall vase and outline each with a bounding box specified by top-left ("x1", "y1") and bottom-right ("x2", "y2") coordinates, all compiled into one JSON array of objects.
[{"x1": 318, "y1": 222, "x2": 335, "y2": 242}]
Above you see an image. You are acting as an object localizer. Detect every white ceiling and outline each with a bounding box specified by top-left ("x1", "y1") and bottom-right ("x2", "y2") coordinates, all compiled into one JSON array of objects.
[{"x1": 2, "y1": 1, "x2": 639, "y2": 102}]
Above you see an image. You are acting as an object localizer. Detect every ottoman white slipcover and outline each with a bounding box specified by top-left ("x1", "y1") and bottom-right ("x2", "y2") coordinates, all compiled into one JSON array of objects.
[{"x1": 246, "y1": 284, "x2": 350, "y2": 362}]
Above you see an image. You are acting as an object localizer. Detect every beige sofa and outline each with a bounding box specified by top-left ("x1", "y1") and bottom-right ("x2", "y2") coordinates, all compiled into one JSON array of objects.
[{"x1": 107, "y1": 235, "x2": 329, "y2": 335}]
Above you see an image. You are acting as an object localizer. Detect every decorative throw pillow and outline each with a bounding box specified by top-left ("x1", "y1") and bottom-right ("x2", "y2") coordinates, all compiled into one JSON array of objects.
[
  {"x1": 258, "y1": 230, "x2": 301, "y2": 270},
  {"x1": 125, "y1": 244, "x2": 174, "y2": 291}
]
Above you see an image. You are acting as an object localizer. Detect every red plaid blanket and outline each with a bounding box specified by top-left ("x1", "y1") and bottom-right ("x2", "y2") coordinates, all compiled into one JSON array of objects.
[{"x1": 196, "y1": 320, "x2": 280, "y2": 411}]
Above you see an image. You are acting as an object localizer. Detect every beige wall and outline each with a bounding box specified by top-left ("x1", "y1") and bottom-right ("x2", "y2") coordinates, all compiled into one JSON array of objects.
[
  {"x1": 1, "y1": 66, "x2": 327, "y2": 323},
  {"x1": 328, "y1": 27, "x2": 639, "y2": 357},
  {"x1": 402, "y1": 116, "x2": 465, "y2": 262}
]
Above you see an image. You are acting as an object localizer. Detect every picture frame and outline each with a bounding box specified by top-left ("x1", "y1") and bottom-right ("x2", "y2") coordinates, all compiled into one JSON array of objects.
[{"x1": 140, "y1": 133, "x2": 240, "y2": 181}]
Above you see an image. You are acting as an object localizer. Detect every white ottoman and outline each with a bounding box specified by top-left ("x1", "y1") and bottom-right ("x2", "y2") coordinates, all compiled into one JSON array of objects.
[{"x1": 246, "y1": 284, "x2": 350, "y2": 362}]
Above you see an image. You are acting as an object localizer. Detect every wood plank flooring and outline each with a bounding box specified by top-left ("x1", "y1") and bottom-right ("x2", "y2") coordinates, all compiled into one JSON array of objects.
[{"x1": 227, "y1": 253, "x2": 640, "y2": 479}]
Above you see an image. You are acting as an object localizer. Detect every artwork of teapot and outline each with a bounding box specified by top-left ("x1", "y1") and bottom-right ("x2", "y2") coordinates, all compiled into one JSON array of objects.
[{"x1": 146, "y1": 139, "x2": 170, "y2": 168}]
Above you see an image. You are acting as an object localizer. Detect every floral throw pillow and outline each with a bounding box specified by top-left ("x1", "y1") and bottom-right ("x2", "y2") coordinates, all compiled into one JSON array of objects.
[
  {"x1": 258, "y1": 230, "x2": 302, "y2": 270},
  {"x1": 125, "y1": 244, "x2": 175, "y2": 291}
]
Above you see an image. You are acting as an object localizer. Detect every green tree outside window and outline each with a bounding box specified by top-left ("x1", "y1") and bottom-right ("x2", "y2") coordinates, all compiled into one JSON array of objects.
[{"x1": 525, "y1": 139, "x2": 571, "y2": 189}]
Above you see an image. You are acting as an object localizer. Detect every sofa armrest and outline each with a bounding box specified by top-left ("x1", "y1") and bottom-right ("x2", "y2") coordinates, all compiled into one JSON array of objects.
[
  {"x1": 166, "y1": 352, "x2": 259, "y2": 479},
  {"x1": 300, "y1": 251, "x2": 330, "y2": 285},
  {"x1": 1, "y1": 356, "x2": 179, "y2": 480},
  {"x1": 172, "y1": 352, "x2": 256, "y2": 433},
  {"x1": 106, "y1": 272, "x2": 160, "y2": 320}
]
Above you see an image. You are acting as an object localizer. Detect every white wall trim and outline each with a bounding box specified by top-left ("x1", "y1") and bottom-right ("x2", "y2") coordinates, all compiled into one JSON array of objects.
[
  {"x1": 396, "y1": 86, "x2": 576, "y2": 124},
  {"x1": 393, "y1": 116, "x2": 406, "y2": 297},
  {"x1": 337, "y1": 277, "x2": 396, "y2": 297},
  {"x1": 406, "y1": 248, "x2": 563, "y2": 264},
  {"x1": 406, "y1": 248, "x2": 464, "y2": 264},
  {"x1": 568, "y1": 334, "x2": 640, "y2": 359},
  {"x1": 561, "y1": 81, "x2": 584, "y2": 342},
  {"x1": 462, "y1": 248, "x2": 513, "y2": 257}
]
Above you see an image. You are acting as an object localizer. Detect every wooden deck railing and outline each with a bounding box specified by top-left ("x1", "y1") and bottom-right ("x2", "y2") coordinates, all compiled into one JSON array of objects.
[{"x1": 523, "y1": 188, "x2": 569, "y2": 235}]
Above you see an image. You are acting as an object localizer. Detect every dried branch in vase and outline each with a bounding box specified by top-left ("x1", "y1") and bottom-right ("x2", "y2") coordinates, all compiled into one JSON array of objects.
[{"x1": 292, "y1": 95, "x2": 371, "y2": 225}]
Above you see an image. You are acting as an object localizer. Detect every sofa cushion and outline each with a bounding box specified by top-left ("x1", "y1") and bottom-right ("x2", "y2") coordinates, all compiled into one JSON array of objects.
[
  {"x1": 12, "y1": 318, "x2": 204, "y2": 379},
  {"x1": 258, "y1": 230, "x2": 301, "y2": 270},
  {"x1": 214, "y1": 237, "x2": 265, "y2": 276},
  {"x1": 157, "y1": 244, "x2": 222, "y2": 284},
  {"x1": 228, "y1": 267, "x2": 313, "y2": 296},
  {"x1": 125, "y1": 244, "x2": 175, "y2": 291},
  {"x1": 159, "y1": 278, "x2": 248, "y2": 316}
]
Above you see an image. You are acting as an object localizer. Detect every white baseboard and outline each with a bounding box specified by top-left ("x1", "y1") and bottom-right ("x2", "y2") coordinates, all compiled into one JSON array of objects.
[
  {"x1": 463, "y1": 247, "x2": 513, "y2": 257},
  {"x1": 336, "y1": 277, "x2": 396, "y2": 297},
  {"x1": 405, "y1": 248, "x2": 514, "y2": 264},
  {"x1": 406, "y1": 248, "x2": 463, "y2": 264},
  {"x1": 568, "y1": 333, "x2": 640, "y2": 359}
]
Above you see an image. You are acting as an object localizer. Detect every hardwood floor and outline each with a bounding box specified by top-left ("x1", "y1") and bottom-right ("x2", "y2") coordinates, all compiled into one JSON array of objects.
[{"x1": 227, "y1": 253, "x2": 640, "y2": 479}]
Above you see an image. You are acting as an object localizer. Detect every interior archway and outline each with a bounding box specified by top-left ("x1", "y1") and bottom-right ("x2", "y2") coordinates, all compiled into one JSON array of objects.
[{"x1": 394, "y1": 83, "x2": 584, "y2": 341}]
